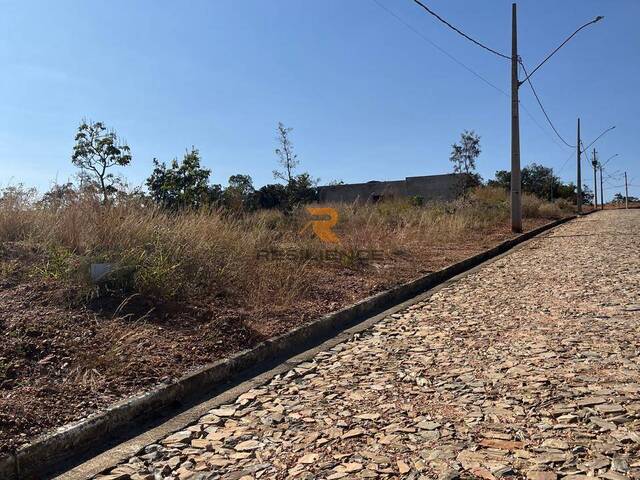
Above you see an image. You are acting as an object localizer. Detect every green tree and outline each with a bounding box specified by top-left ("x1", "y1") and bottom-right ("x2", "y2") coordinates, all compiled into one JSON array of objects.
[
  {"x1": 256, "y1": 184, "x2": 288, "y2": 209},
  {"x1": 490, "y1": 164, "x2": 572, "y2": 201},
  {"x1": 71, "y1": 120, "x2": 132, "y2": 204},
  {"x1": 521, "y1": 163, "x2": 560, "y2": 200},
  {"x1": 488, "y1": 170, "x2": 511, "y2": 190},
  {"x1": 555, "y1": 182, "x2": 573, "y2": 199},
  {"x1": 581, "y1": 184, "x2": 594, "y2": 205},
  {"x1": 146, "y1": 148, "x2": 220, "y2": 210},
  {"x1": 287, "y1": 172, "x2": 318, "y2": 205},
  {"x1": 450, "y1": 130, "x2": 481, "y2": 195},
  {"x1": 611, "y1": 192, "x2": 639, "y2": 204},
  {"x1": 223, "y1": 174, "x2": 256, "y2": 211}
]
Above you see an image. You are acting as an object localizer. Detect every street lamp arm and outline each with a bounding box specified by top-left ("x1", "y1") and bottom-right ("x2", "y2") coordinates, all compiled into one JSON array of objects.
[
  {"x1": 601, "y1": 153, "x2": 619, "y2": 168},
  {"x1": 518, "y1": 16, "x2": 604, "y2": 86},
  {"x1": 582, "y1": 126, "x2": 616, "y2": 154}
]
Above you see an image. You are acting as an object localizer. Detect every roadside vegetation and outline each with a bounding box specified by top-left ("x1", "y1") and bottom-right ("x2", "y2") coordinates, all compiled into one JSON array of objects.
[
  {"x1": 0, "y1": 120, "x2": 584, "y2": 308},
  {"x1": 0, "y1": 119, "x2": 581, "y2": 454},
  {"x1": 0, "y1": 184, "x2": 572, "y2": 307}
]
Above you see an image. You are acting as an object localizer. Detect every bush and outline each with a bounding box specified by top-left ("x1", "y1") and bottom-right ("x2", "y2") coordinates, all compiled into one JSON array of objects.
[
  {"x1": 555, "y1": 198, "x2": 572, "y2": 212},
  {"x1": 408, "y1": 196, "x2": 424, "y2": 207},
  {"x1": 470, "y1": 186, "x2": 508, "y2": 206},
  {"x1": 256, "y1": 184, "x2": 288, "y2": 209},
  {"x1": 538, "y1": 202, "x2": 563, "y2": 219},
  {"x1": 522, "y1": 193, "x2": 544, "y2": 217}
]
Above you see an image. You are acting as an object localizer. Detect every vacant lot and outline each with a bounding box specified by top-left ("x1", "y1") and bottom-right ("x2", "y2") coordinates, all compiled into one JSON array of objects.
[{"x1": 0, "y1": 186, "x2": 573, "y2": 454}]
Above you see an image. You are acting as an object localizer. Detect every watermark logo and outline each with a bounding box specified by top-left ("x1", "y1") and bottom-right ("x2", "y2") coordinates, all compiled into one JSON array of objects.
[
  {"x1": 299, "y1": 207, "x2": 340, "y2": 243},
  {"x1": 256, "y1": 206, "x2": 385, "y2": 263}
]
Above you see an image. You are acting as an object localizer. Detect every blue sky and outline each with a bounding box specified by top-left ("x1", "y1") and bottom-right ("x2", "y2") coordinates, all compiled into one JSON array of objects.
[{"x1": 1, "y1": 0, "x2": 637, "y2": 200}]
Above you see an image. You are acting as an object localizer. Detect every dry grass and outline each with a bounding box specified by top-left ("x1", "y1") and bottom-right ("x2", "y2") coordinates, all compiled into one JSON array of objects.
[
  {"x1": 0, "y1": 184, "x2": 576, "y2": 453},
  {"x1": 0, "y1": 185, "x2": 572, "y2": 308}
]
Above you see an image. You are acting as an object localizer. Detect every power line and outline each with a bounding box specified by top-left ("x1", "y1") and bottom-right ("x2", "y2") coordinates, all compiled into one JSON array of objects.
[
  {"x1": 387, "y1": 0, "x2": 608, "y2": 188},
  {"x1": 557, "y1": 149, "x2": 575, "y2": 175},
  {"x1": 519, "y1": 103, "x2": 568, "y2": 152},
  {"x1": 564, "y1": 142, "x2": 593, "y2": 182},
  {"x1": 411, "y1": 0, "x2": 510, "y2": 60},
  {"x1": 582, "y1": 126, "x2": 616, "y2": 153},
  {"x1": 580, "y1": 141, "x2": 593, "y2": 163},
  {"x1": 371, "y1": 0, "x2": 569, "y2": 153},
  {"x1": 519, "y1": 15, "x2": 604, "y2": 85},
  {"x1": 582, "y1": 141, "x2": 593, "y2": 157},
  {"x1": 519, "y1": 60, "x2": 575, "y2": 148},
  {"x1": 371, "y1": 0, "x2": 509, "y2": 96}
]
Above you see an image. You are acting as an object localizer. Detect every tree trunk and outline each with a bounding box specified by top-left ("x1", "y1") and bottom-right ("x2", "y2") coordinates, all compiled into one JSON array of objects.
[{"x1": 100, "y1": 176, "x2": 108, "y2": 205}]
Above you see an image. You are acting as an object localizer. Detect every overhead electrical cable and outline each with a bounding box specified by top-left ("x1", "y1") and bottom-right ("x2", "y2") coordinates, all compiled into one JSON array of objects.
[
  {"x1": 411, "y1": 0, "x2": 511, "y2": 60},
  {"x1": 370, "y1": 0, "x2": 568, "y2": 152},
  {"x1": 519, "y1": 60, "x2": 575, "y2": 148}
]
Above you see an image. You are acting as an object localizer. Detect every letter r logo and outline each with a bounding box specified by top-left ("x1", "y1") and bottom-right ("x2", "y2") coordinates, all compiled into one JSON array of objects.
[{"x1": 299, "y1": 207, "x2": 340, "y2": 243}]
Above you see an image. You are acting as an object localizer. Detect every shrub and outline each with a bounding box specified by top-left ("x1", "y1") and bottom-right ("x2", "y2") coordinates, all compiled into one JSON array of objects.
[
  {"x1": 0, "y1": 185, "x2": 38, "y2": 241},
  {"x1": 408, "y1": 195, "x2": 424, "y2": 207},
  {"x1": 537, "y1": 202, "x2": 563, "y2": 219},
  {"x1": 555, "y1": 198, "x2": 572, "y2": 211},
  {"x1": 522, "y1": 193, "x2": 544, "y2": 217}
]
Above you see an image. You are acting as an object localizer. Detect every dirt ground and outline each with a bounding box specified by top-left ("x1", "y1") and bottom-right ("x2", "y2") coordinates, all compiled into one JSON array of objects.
[{"x1": 0, "y1": 218, "x2": 550, "y2": 455}]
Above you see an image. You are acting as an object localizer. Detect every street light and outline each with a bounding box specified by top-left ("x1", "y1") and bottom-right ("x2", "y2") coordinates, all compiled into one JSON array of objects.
[
  {"x1": 518, "y1": 16, "x2": 604, "y2": 86},
  {"x1": 576, "y1": 125, "x2": 615, "y2": 214},
  {"x1": 582, "y1": 126, "x2": 616, "y2": 154},
  {"x1": 598, "y1": 153, "x2": 619, "y2": 209},
  {"x1": 601, "y1": 153, "x2": 619, "y2": 168},
  {"x1": 510, "y1": 6, "x2": 604, "y2": 231}
]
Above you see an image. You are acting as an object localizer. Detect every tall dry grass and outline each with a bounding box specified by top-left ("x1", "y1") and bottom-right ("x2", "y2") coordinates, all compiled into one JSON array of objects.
[{"x1": 0, "y1": 185, "x2": 572, "y2": 307}]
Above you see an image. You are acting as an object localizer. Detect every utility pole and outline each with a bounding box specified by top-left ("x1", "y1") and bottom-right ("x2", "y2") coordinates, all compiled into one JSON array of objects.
[
  {"x1": 576, "y1": 118, "x2": 582, "y2": 214},
  {"x1": 599, "y1": 164, "x2": 604, "y2": 210},
  {"x1": 511, "y1": 3, "x2": 522, "y2": 233},
  {"x1": 625, "y1": 172, "x2": 629, "y2": 209},
  {"x1": 409, "y1": 2, "x2": 604, "y2": 230},
  {"x1": 592, "y1": 148, "x2": 598, "y2": 209}
]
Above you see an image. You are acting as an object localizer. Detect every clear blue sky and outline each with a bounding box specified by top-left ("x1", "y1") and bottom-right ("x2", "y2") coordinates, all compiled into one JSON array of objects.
[{"x1": 1, "y1": 0, "x2": 638, "y2": 200}]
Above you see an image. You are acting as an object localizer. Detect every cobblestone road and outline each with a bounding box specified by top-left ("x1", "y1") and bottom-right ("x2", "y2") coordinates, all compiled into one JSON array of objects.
[{"x1": 98, "y1": 211, "x2": 640, "y2": 480}]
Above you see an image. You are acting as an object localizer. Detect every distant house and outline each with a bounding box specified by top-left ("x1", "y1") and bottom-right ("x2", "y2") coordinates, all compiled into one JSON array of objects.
[{"x1": 317, "y1": 173, "x2": 468, "y2": 203}]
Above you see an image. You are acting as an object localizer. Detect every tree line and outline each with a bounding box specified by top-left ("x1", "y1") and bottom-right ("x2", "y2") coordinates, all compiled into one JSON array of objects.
[
  {"x1": 450, "y1": 130, "x2": 594, "y2": 204},
  {"x1": 41, "y1": 122, "x2": 595, "y2": 211},
  {"x1": 65, "y1": 120, "x2": 317, "y2": 211}
]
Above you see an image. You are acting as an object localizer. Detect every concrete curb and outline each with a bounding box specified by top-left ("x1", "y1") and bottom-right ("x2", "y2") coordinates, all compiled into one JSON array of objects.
[{"x1": 1, "y1": 215, "x2": 577, "y2": 480}]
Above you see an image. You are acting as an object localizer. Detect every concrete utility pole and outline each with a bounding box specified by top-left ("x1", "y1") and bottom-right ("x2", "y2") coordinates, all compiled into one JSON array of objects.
[
  {"x1": 599, "y1": 165, "x2": 604, "y2": 210},
  {"x1": 504, "y1": 7, "x2": 602, "y2": 228},
  {"x1": 511, "y1": 3, "x2": 522, "y2": 233},
  {"x1": 625, "y1": 172, "x2": 629, "y2": 209},
  {"x1": 576, "y1": 118, "x2": 582, "y2": 214},
  {"x1": 592, "y1": 149, "x2": 598, "y2": 209}
]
